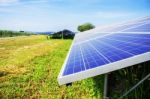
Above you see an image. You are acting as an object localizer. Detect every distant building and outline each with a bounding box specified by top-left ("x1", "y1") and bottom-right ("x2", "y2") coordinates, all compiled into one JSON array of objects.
[
  {"x1": 51, "y1": 29, "x2": 75, "y2": 39},
  {"x1": 20, "y1": 31, "x2": 24, "y2": 32}
]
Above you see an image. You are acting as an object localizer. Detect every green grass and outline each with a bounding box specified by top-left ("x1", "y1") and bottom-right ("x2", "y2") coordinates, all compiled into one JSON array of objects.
[{"x1": 0, "y1": 35, "x2": 104, "y2": 98}]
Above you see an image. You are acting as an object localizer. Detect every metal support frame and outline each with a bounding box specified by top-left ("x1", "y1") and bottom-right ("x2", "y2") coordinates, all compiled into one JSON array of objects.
[
  {"x1": 104, "y1": 74, "x2": 109, "y2": 99},
  {"x1": 119, "y1": 73, "x2": 150, "y2": 99}
]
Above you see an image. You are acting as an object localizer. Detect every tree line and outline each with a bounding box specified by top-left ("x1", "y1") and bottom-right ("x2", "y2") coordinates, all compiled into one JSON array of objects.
[{"x1": 0, "y1": 30, "x2": 34, "y2": 38}]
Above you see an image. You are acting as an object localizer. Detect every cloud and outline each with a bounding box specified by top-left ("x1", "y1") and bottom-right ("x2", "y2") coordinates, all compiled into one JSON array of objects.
[
  {"x1": 0, "y1": 0, "x2": 19, "y2": 6},
  {"x1": 0, "y1": 0, "x2": 18, "y2": 3}
]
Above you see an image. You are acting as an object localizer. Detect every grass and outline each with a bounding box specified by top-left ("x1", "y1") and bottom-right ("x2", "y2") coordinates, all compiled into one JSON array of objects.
[{"x1": 0, "y1": 35, "x2": 104, "y2": 98}]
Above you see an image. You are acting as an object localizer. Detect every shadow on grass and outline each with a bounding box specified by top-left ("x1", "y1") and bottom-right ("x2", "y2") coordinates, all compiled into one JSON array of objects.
[
  {"x1": 107, "y1": 61, "x2": 150, "y2": 99},
  {"x1": 92, "y1": 75, "x2": 104, "y2": 98}
]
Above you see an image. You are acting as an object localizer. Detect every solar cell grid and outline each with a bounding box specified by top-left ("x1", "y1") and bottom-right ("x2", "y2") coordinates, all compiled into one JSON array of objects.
[
  {"x1": 105, "y1": 34, "x2": 150, "y2": 47},
  {"x1": 82, "y1": 43, "x2": 109, "y2": 68},
  {"x1": 62, "y1": 33, "x2": 150, "y2": 76},
  {"x1": 102, "y1": 36, "x2": 150, "y2": 55},
  {"x1": 90, "y1": 40, "x2": 131, "y2": 62},
  {"x1": 63, "y1": 45, "x2": 84, "y2": 75}
]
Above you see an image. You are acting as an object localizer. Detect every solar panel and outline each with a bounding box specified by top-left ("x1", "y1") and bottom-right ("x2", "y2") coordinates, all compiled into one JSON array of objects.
[
  {"x1": 106, "y1": 16, "x2": 150, "y2": 32},
  {"x1": 58, "y1": 17, "x2": 150, "y2": 85},
  {"x1": 103, "y1": 21, "x2": 148, "y2": 32},
  {"x1": 74, "y1": 18, "x2": 150, "y2": 44},
  {"x1": 122, "y1": 22, "x2": 150, "y2": 32}
]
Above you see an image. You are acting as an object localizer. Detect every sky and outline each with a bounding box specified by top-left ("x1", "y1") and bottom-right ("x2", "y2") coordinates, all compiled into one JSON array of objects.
[{"x1": 0, "y1": 0, "x2": 150, "y2": 32}]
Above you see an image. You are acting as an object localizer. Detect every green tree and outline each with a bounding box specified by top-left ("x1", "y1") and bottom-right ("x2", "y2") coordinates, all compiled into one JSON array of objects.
[{"x1": 77, "y1": 23, "x2": 95, "y2": 32}]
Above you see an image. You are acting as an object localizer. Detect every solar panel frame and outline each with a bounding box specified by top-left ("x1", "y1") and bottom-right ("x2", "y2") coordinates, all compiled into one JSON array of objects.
[{"x1": 58, "y1": 17, "x2": 150, "y2": 85}]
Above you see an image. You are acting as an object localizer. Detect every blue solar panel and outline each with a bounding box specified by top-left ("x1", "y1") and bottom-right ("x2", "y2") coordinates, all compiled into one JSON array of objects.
[
  {"x1": 102, "y1": 20, "x2": 149, "y2": 32},
  {"x1": 58, "y1": 17, "x2": 150, "y2": 85},
  {"x1": 62, "y1": 33, "x2": 150, "y2": 76},
  {"x1": 63, "y1": 45, "x2": 85, "y2": 75},
  {"x1": 122, "y1": 23, "x2": 150, "y2": 32},
  {"x1": 74, "y1": 19, "x2": 150, "y2": 44}
]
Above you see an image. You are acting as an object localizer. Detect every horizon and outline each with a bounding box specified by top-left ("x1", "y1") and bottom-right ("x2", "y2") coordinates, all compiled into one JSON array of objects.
[{"x1": 0, "y1": 0, "x2": 150, "y2": 32}]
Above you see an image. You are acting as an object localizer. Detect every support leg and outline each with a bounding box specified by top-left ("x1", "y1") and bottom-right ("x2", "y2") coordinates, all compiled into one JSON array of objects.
[
  {"x1": 66, "y1": 83, "x2": 72, "y2": 86},
  {"x1": 104, "y1": 74, "x2": 109, "y2": 99}
]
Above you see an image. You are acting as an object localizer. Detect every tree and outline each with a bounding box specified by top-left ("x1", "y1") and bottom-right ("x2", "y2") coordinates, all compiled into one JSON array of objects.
[
  {"x1": 77, "y1": 23, "x2": 95, "y2": 32},
  {"x1": 51, "y1": 29, "x2": 75, "y2": 39}
]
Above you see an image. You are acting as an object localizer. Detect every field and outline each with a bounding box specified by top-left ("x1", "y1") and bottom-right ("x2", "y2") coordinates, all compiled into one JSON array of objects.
[{"x1": 0, "y1": 35, "x2": 104, "y2": 98}]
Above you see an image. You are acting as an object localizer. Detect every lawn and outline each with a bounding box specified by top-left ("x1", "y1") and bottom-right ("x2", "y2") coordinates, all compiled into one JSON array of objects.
[{"x1": 0, "y1": 35, "x2": 104, "y2": 98}]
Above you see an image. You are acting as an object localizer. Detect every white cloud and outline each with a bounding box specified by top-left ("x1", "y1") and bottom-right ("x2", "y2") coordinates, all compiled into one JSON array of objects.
[
  {"x1": 0, "y1": 0, "x2": 19, "y2": 6},
  {"x1": 0, "y1": 0, "x2": 18, "y2": 3}
]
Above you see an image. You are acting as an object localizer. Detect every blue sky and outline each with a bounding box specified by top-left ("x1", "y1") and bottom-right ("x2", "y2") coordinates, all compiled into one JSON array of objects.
[{"x1": 0, "y1": 0, "x2": 150, "y2": 32}]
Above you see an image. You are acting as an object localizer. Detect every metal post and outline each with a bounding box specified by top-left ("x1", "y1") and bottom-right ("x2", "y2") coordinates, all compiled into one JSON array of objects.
[
  {"x1": 119, "y1": 73, "x2": 150, "y2": 99},
  {"x1": 104, "y1": 74, "x2": 109, "y2": 99}
]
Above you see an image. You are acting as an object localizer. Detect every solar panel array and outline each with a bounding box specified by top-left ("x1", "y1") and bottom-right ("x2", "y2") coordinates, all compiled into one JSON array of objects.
[{"x1": 58, "y1": 17, "x2": 150, "y2": 85}]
